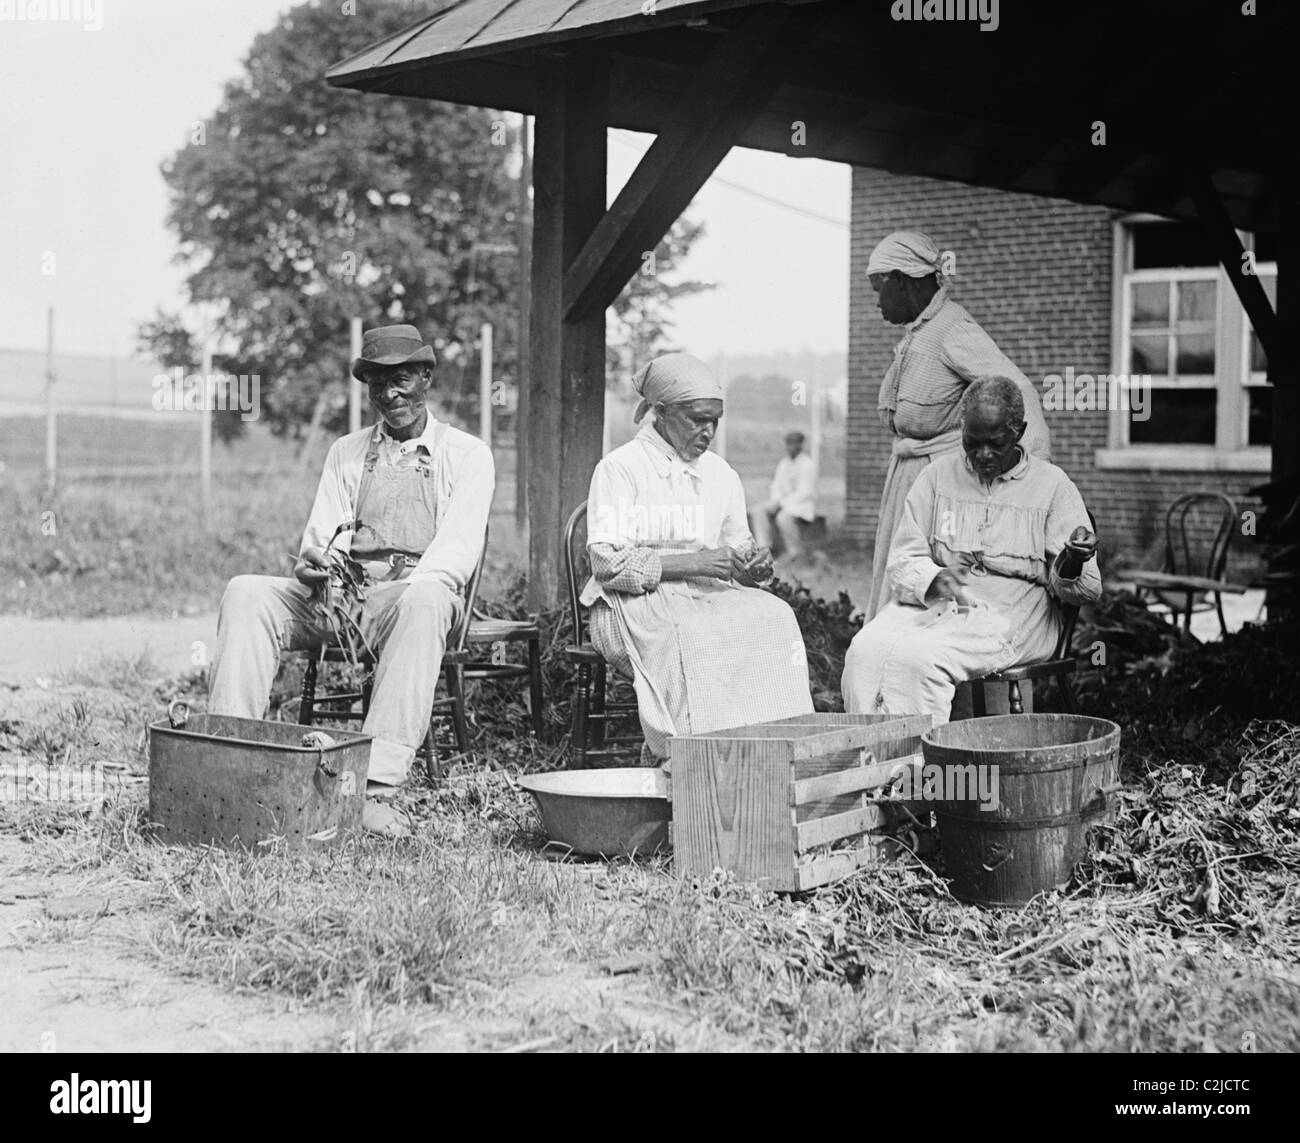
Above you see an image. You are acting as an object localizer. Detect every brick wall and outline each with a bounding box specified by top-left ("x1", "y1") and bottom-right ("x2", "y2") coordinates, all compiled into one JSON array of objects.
[{"x1": 847, "y1": 168, "x2": 1266, "y2": 581}]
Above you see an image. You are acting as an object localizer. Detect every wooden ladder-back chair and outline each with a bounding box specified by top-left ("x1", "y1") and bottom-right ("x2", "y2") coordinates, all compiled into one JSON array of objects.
[
  {"x1": 1128, "y1": 492, "x2": 1246, "y2": 638},
  {"x1": 458, "y1": 523, "x2": 544, "y2": 735},
  {"x1": 562, "y1": 502, "x2": 643, "y2": 769},
  {"x1": 299, "y1": 534, "x2": 487, "y2": 782}
]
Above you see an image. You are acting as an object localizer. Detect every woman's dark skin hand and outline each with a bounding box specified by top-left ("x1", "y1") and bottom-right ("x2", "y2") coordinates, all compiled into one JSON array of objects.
[
  {"x1": 1055, "y1": 526, "x2": 1098, "y2": 580},
  {"x1": 927, "y1": 566, "x2": 974, "y2": 607},
  {"x1": 732, "y1": 546, "x2": 774, "y2": 586}
]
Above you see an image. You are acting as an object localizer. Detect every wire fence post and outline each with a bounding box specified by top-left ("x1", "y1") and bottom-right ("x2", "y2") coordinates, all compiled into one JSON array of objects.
[
  {"x1": 479, "y1": 322, "x2": 494, "y2": 447},
  {"x1": 200, "y1": 330, "x2": 213, "y2": 527},
  {"x1": 349, "y1": 316, "x2": 363, "y2": 434},
  {"x1": 44, "y1": 306, "x2": 56, "y2": 495},
  {"x1": 715, "y1": 350, "x2": 728, "y2": 461}
]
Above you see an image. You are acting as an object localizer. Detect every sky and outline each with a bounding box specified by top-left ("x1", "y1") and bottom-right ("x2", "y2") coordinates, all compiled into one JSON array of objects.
[{"x1": 0, "y1": 0, "x2": 850, "y2": 365}]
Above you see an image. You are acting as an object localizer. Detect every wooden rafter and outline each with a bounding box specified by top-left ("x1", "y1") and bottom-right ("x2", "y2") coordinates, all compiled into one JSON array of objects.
[
  {"x1": 1186, "y1": 170, "x2": 1283, "y2": 373},
  {"x1": 561, "y1": 4, "x2": 804, "y2": 324}
]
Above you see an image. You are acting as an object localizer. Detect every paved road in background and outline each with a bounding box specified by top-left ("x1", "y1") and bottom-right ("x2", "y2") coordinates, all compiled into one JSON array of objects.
[
  {"x1": 0, "y1": 614, "x2": 217, "y2": 686},
  {"x1": 0, "y1": 590, "x2": 1268, "y2": 690}
]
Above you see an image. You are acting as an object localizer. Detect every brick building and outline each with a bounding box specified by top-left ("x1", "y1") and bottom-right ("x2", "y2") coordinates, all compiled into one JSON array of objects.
[{"x1": 847, "y1": 169, "x2": 1275, "y2": 579}]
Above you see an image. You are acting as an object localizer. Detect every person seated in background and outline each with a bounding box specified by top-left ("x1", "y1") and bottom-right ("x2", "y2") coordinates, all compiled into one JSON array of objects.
[
  {"x1": 751, "y1": 430, "x2": 818, "y2": 562},
  {"x1": 841, "y1": 376, "x2": 1099, "y2": 725},
  {"x1": 582, "y1": 352, "x2": 814, "y2": 765},
  {"x1": 207, "y1": 325, "x2": 494, "y2": 837}
]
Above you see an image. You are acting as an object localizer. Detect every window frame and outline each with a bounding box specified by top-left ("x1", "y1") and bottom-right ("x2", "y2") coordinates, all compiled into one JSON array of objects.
[
  {"x1": 1099, "y1": 215, "x2": 1273, "y2": 471},
  {"x1": 1241, "y1": 263, "x2": 1277, "y2": 448}
]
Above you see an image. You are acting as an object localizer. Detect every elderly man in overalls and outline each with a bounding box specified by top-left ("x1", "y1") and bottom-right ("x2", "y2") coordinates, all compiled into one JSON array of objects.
[{"x1": 207, "y1": 325, "x2": 495, "y2": 836}]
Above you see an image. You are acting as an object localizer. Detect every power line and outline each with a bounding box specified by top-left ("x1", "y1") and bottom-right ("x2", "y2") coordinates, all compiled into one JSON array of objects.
[{"x1": 610, "y1": 132, "x2": 849, "y2": 231}]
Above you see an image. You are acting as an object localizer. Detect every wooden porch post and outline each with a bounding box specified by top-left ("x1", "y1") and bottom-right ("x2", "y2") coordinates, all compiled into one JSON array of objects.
[
  {"x1": 526, "y1": 53, "x2": 608, "y2": 608},
  {"x1": 1268, "y1": 201, "x2": 1297, "y2": 617},
  {"x1": 1271, "y1": 208, "x2": 1296, "y2": 488}
]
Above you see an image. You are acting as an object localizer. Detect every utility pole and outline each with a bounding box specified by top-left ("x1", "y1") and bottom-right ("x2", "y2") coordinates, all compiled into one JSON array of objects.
[
  {"x1": 515, "y1": 113, "x2": 532, "y2": 531},
  {"x1": 200, "y1": 327, "x2": 213, "y2": 527},
  {"x1": 479, "y1": 322, "x2": 494, "y2": 447},
  {"x1": 44, "y1": 307, "x2": 56, "y2": 494},
  {"x1": 349, "y1": 316, "x2": 363, "y2": 433},
  {"x1": 808, "y1": 349, "x2": 822, "y2": 467},
  {"x1": 715, "y1": 350, "x2": 728, "y2": 460}
]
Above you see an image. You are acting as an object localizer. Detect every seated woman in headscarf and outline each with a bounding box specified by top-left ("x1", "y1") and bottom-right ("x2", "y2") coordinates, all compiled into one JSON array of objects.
[
  {"x1": 863, "y1": 230, "x2": 1052, "y2": 620},
  {"x1": 842, "y1": 377, "x2": 1100, "y2": 727},
  {"x1": 581, "y1": 352, "x2": 814, "y2": 764}
]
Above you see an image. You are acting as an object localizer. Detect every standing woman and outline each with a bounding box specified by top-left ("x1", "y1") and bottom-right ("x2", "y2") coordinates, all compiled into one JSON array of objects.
[
  {"x1": 863, "y1": 231, "x2": 1051, "y2": 620},
  {"x1": 581, "y1": 352, "x2": 814, "y2": 764}
]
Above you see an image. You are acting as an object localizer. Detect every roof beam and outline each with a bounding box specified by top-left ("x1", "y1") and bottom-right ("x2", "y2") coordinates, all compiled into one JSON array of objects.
[
  {"x1": 1185, "y1": 169, "x2": 1283, "y2": 371},
  {"x1": 561, "y1": 3, "x2": 805, "y2": 323}
]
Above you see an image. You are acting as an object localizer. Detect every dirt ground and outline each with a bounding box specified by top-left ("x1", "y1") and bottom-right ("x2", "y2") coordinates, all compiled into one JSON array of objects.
[
  {"x1": 0, "y1": 835, "x2": 339, "y2": 1052},
  {"x1": 0, "y1": 643, "x2": 708, "y2": 1053},
  {"x1": 0, "y1": 615, "x2": 216, "y2": 688},
  {"x1": 0, "y1": 826, "x2": 701, "y2": 1053},
  {"x1": 0, "y1": 588, "x2": 1274, "y2": 1052}
]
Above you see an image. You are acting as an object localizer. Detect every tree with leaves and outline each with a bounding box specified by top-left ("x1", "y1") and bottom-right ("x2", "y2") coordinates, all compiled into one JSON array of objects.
[
  {"x1": 607, "y1": 215, "x2": 715, "y2": 393},
  {"x1": 142, "y1": 1, "x2": 521, "y2": 440}
]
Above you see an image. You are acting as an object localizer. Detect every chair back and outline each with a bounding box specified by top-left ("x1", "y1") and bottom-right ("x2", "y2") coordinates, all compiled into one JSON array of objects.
[
  {"x1": 1163, "y1": 492, "x2": 1238, "y2": 582},
  {"x1": 563, "y1": 502, "x2": 590, "y2": 645},
  {"x1": 449, "y1": 529, "x2": 488, "y2": 654}
]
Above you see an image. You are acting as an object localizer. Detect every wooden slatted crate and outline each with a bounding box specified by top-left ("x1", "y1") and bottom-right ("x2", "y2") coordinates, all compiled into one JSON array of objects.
[{"x1": 669, "y1": 713, "x2": 932, "y2": 892}]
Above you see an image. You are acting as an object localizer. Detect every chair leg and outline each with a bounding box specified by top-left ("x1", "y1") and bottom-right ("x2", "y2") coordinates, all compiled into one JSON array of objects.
[
  {"x1": 971, "y1": 680, "x2": 988, "y2": 717},
  {"x1": 591, "y1": 661, "x2": 608, "y2": 749},
  {"x1": 527, "y1": 636, "x2": 544, "y2": 736},
  {"x1": 300, "y1": 654, "x2": 319, "y2": 725},
  {"x1": 1008, "y1": 680, "x2": 1024, "y2": 715},
  {"x1": 1215, "y1": 592, "x2": 1229, "y2": 639},
  {"x1": 423, "y1": 723, "x2": 441, "y2": 786},
  {"x1": 571, "y1": 663, "x2": 591, "y2": 770},
  {"x1": 445, "y1": 665, "x2": 471, "y2": 759}
]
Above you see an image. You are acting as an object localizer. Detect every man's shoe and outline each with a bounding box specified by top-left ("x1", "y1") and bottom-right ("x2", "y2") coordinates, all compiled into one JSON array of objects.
[{"x1": 362, "y1": 798, "x2": 411, "y2": 838}]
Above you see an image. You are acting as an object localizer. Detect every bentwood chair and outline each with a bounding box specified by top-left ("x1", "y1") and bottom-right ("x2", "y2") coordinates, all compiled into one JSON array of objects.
[
  {"x1": 562, "y1": 503, "x2": 643, "y2": 769},
  {"x1": 966, "y1": 509, "x2": 1098, "y2": 716},
  {"x1": 298, "y1": 536, "x2": 487, "y2": 782},
  {"x1": 1127, "y1": 492, "x2": 1246, "y2": 639}
]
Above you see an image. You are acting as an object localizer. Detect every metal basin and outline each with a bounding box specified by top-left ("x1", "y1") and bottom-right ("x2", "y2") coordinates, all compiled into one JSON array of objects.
[
  {"x1": 148, "y1": 709, "x2": 371, "y2": 849},
  {"x1": 518, "y1": 768, "x2": 671, "y2": 858}
]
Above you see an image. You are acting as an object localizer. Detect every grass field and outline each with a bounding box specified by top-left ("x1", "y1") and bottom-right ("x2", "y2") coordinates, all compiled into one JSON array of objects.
[
  {"x1": 2, "y1": 644, "x2": 1297, "y2": 1052},
  {"x1": 0, "y1": 411, "x2": 850, "y2": 618},
  {"x1": 5, "y1": 410, "x2": 1295, "y2": 1054},
  {"x1": 0, "y1": 413, "x2": 294, "y2": 474}
]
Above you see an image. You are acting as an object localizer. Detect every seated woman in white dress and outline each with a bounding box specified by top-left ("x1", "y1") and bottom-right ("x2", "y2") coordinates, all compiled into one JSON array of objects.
[
  {"x1": 842, "y1": 376, "x2": 1101, "y2": 726},
  {"x1": 582, "y1": 352, "x2": 814, "y2": 763}
]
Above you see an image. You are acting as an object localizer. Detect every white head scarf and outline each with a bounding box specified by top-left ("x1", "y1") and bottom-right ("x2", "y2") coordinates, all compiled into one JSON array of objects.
[
  {"x1": 866, "y1": 230, "x2": 955, "y2": 281},
  {"x1": 632, "y1": 352, "x2": 724, "y2": 424}
]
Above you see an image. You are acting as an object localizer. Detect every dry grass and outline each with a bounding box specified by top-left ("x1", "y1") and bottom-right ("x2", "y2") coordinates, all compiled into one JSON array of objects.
[
  {"x1": 4, "y1": 618, "x2": 1299, "y2": 1052},
  {"x1": 7, "y1": 718, "x2": 1297, "y2": 1053}
]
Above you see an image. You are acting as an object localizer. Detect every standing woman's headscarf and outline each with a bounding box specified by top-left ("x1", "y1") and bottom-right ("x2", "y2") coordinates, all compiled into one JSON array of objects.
[
  {"x1": 632, "y1": 352, "x2": 724, "y2": 423},
  {"x1": 866, "y1": 230, "x2": 956, "y2": 283}
]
